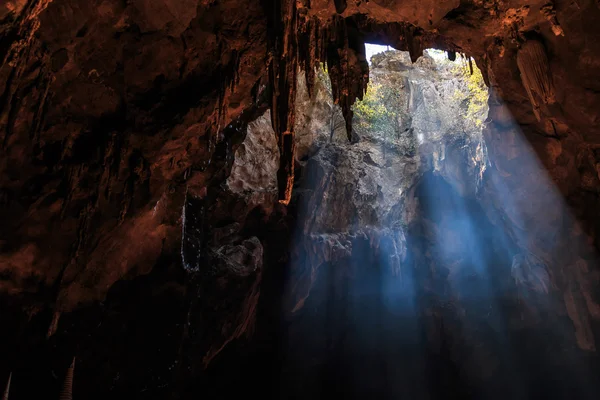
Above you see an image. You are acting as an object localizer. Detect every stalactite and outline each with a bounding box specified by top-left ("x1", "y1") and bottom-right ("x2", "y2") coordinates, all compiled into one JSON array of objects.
[
  {"x1": 266, "y1": 0, "x2": 370, "y2": 202},
  {"x1": 59, "y1": 358, "x2": 75, "y2": 400},
  {"x1": 540, "y1": 2, "x2": 565, "y2": 36},
  {"x1": 334, "y1": 0, "x2": 347, "y2": 14},
  {"x1": 447, "y1": 51, "x2": 456, "y2": 61},
  {"x1": 299, "y1": 17, "x2": 316, "y2": 97},
  {"x1": 316, "y1": 16, "x2": 368, "y2": 142},
  {"x1": 266, "y1": 0, "x2": 300, "y2": 204},
  {"x1": 326, "y1": 17, "x2": 352, "y2": 141},
  {"x1": 277, "y1": 131, "x2": 296, "y2": 203},
  {"x1": 403, "y1": 25, "x2": 423, "y2": 63},
  {"x1": 516, "y1": 39, "x2": 556, "y2": 121},
  {"x1": 2, "y1": 373, "x2": 11, "y2": 400},
  {"x1": 47, "y1": 311, "x2": 61, "y2": 338},
  {"x1": 0, "y1": 0, "x2": 54, "y2": 148}
]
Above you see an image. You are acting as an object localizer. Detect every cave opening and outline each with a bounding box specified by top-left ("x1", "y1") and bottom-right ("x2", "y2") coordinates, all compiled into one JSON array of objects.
[
  {"x1": 273, "y1": 47, "x2": 496, "y2": 399},
  {"x1": 260, "y1": 46, "x2": 600, "y2": 399}
]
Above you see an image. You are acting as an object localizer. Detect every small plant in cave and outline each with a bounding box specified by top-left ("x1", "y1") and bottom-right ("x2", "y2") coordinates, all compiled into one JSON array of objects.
[
  {"x1": 352, "y1": 79, "x2": 416, "y2": 154},
  {"x1": 451, "y1": 59, "x2": 488, "y2": 128},
  {"x1": 353, "y1": 82, "x2": 397, "y2": 131}
]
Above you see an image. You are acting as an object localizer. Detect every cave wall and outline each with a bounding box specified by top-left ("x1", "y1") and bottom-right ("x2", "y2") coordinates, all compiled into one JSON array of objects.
[{"x1": 0, "y1": 0, "x2": 270, "y2": 311}]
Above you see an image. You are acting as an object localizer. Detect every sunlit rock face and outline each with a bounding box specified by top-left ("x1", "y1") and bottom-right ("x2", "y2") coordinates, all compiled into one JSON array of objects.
[
  {"x1": 279, "y1": 50, "x2": 600, "y2": 399},
  {"x1": 226, "y1": 110, "x2": 280, "y2": 206},
  {"x1": 277, "y1": 51, "x2": 491, "y2": 398},
  {"x1": 480, "y1": 95, "x2": 600, "y2": 357},
  {"x1": 286, "y1": 50, "x2": 487, "y2": 311},
  {"x1": 368, "y1": 50, "x2": 489, "y2": 197}
]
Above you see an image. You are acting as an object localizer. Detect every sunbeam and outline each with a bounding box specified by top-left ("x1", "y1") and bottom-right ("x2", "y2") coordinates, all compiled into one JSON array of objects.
[{"x1": 280, "y1": 46, "x2": 600, "y2": 400}]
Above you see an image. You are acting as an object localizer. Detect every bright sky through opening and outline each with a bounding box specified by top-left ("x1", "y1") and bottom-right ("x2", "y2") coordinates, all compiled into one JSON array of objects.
[{"x1": 365, "y1": 43, "x2": 451, "y2": 64}]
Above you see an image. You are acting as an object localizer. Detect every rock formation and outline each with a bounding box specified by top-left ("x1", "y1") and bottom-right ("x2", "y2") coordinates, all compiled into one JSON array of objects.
[{"x1": 2, "y1": 373, "x2": 10, "y2": 400}]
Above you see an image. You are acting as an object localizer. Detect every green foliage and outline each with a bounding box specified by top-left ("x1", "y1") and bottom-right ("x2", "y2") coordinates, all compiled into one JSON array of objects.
[
  {"x1": 353, "y1": 83, "x2": 402, "y2": 135},
  {"x1": 352, "y1": 81, "x2": 416, "y2": 155},
  {"x1": 354, "y1": 84, "x2": 389, "y2": 128},
  {"x1": 451, "y1": 60, "x2": 488, "y2": 128}
]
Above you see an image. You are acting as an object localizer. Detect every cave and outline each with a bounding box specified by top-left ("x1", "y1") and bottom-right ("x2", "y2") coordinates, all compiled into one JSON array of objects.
[{"x1": 2, "y1": 1, "x2": 600, "y2": 399}]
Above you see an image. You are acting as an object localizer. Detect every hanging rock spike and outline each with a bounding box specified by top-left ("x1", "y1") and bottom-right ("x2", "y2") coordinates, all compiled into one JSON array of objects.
[
  {"x1": 403, "y1": 25, "x2": 424, "y2": 63},
  {"x1": 277, "y1": 131, "x2": 296, "y2": 205},
  {"x1": 267, "y1": 0, "x2": 301, "y2": 204},
  {"x1": 540, "y1": 2, "x2": 565, "y2": 36},
  {"x1": 267, "y1": 0, "x2": 370, "y2": 202},
  {"x1": 2, "y1": 373, "x2": 11, "y2": 400},
  {"x1": 59, "y1": 358, "x2": 75, "y2": 400},
  {"x1": 321, "y1": 16, "x2": 369, "y2": 142},
  {"x1": 47, "y1": 311, "x2": 61, "y2": 338},
  {"x1": 516, "y1": 39, "x2": 556, "y2": 121}
]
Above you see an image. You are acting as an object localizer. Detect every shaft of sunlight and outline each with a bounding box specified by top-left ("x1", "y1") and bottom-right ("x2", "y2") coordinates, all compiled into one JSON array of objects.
[{"x1": 281, "y1": 46, "x2": 600, "y2": 399}]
